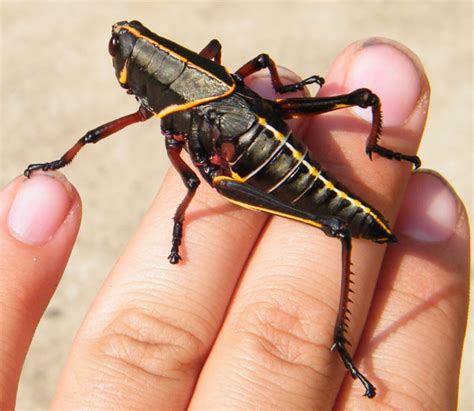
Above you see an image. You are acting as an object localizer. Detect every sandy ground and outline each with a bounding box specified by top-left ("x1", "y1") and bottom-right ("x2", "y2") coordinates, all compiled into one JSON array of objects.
[{"x1": 1, "y1": 1, "x2": 472, "y2": 409}]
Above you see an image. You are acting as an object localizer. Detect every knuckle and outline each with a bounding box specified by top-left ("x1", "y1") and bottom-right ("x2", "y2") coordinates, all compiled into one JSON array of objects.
[
  {"x1": 232, "y1": 294, "x2": 330, "y2": 377},
  {"x1": 93, "y1": 307, "x2": 207, "y2": 382}
]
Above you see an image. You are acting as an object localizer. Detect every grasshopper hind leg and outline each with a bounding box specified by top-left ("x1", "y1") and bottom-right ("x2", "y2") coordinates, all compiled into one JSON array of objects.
[{"x1": 213, "y1": 176, "x2": 377, "y2": 397}]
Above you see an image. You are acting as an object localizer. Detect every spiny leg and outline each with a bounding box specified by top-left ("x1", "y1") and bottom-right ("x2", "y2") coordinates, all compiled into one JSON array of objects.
[
  {"x1": 165, "y1": 136, "x2": 201, "y2": 264},
  {"x1": 24, "y1": 105, "x2": 153, "y2": 177},
  {"x1": 199, "y1": 39, "x2": 222, "y2": 63},
  {"x1": 276, "y1": 88, "x2": 421, "y2": 169},
  {"x1": 212, "y1": 176, "x2": 376, "y2": 397},
  {"x1": 329, "y1": 225, "x2": 376, "y2": 398},
  {"x1": 236, "y1": 53, "x2": 324, "y2": 94}
]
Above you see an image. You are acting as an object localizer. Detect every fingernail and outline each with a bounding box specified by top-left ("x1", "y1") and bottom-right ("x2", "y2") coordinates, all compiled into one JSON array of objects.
[
  {"x1": 7, "y1": 173, "x2": 74, "y2": 245},
  {"x1": 396, "y1": 171, "x2": 460, "y2": 242},
  {"x1": 345, "y1": 39, "x2": 427, "y2": 127}
]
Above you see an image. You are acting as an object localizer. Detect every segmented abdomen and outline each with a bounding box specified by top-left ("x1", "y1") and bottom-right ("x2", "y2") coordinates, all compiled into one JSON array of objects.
[{"x1": 229, "y1": 116, "x2": 394, "y2": 242}]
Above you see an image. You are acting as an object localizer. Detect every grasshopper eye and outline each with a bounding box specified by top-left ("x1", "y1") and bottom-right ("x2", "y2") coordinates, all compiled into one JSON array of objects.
[{"x1": 108, "y1": 34, "x2": 119, "y2": 57}]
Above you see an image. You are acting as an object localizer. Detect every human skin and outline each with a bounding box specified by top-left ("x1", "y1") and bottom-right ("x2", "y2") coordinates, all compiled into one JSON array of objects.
[{"x1": 0, "y1": 38, "x2": 469, "y2": 410}]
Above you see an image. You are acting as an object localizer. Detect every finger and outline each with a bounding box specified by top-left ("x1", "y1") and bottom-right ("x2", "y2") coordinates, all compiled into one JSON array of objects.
[
  {"x1": 190, "y1": 38, "x2": 429, "y2": 409},
  {"x1": 51, "y1": 65, "x2": 309, "y2": 410},
  {"x1": 338, "y1": 170, "x2": 470, "y2": 408},
  {"x1": 0, "y1": 173, "x2": 81, "y2": 409},
  {"x1": 51, "y1": 167, "x2": 269, "y2": 409}
]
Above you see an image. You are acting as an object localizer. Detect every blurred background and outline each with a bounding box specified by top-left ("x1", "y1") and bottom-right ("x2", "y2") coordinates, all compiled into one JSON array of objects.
[{"x1": 1, "y1": 1, "x2": 471, "y2": 409}]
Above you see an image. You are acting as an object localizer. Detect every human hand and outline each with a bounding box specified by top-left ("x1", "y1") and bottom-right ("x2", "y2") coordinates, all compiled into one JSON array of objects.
[{"x1": 1, "y1": 39, "x2": 469, "y2": 409}]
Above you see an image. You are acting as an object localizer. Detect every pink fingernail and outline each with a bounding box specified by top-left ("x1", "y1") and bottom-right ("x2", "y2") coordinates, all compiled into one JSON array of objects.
[
  {"x1": 396, "y1": 171, "x2": 459, "y2": 242},
  {"x1": 345, "y1": 40, "x2": 424, "y2": 127},
  {"x1": 7, "y1": 173, "x2": 73, "y2": 245}
]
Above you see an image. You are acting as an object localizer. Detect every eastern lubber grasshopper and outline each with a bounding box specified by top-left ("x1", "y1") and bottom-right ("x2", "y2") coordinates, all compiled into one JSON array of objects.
[{"x1": 24, "y1": 20, "x2": 421, "y2": 398}]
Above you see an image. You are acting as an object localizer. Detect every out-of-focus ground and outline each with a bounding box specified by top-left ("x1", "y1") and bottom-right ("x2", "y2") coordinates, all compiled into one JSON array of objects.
[{"x1": 1, "y1": 2, "x2": 471, "y2": 409}]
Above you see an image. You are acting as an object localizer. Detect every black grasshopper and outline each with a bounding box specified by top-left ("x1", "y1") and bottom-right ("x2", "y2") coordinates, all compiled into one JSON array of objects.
[{"x1": 25, "y1": 20, "x2": 420, "y2": 398}]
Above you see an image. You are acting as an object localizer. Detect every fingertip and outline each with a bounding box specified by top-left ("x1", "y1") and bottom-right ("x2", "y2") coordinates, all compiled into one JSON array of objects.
[
  {"x1": 6, "y1": 171, "x2": 80, "y2": 245},
  {"x1": 323, "y1": 38, "x2": 430, "y2": 128},
  {"x1": 0, "y1": 170, "x2": 82, "y2": 305},
  {"x1": 395, "y1": 170, "x2": 464, "y2": 244}
]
